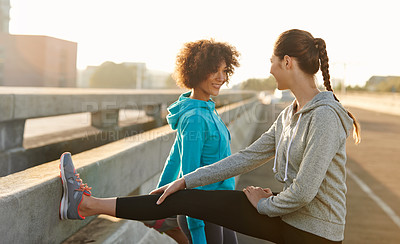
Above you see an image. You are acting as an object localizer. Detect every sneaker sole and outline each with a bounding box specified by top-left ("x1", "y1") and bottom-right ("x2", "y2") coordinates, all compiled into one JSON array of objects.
[{"x1": 59, "y1": 152, "x2": 70, "y2": 220}]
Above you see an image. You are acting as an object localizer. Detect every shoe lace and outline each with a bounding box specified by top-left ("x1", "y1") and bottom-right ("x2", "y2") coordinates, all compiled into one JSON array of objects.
[{"x1": 75, "y1": 173, "x2": 92, "y2": 194}]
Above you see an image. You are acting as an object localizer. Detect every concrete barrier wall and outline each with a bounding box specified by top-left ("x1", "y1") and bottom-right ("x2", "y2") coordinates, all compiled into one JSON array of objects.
[
  {"x1": 0, "y1": 88, "x2": 255, "y2": 177},
  {"x1": 0, "y1": 96, "x2": 262, "y2": 243},
  {"x1": 0, "y1": 87, "x2": 255, "y2": 122}
]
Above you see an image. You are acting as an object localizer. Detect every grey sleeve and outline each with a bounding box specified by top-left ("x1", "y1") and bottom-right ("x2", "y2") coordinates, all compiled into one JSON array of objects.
[
  {"x1": 257, "y1": 108, "x2": 342, "y2": 217},
  {"x1": 184, "y1": 120, "x2": 277, "y2": 189}
]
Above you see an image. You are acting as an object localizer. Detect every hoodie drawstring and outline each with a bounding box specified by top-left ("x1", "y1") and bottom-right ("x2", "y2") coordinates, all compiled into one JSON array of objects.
[
  {"x1": 272, "y1": 130, "x2": 285, "y2": 174},
  {"x1": 273, "y1": 111, "x2": 302, "y2": 181},
  {"x1": 284, "y1": 113, "x2": 302, "y2": 181},
  {"x1": 273, "y1": 111, "x2": 290, "y2": 173}
]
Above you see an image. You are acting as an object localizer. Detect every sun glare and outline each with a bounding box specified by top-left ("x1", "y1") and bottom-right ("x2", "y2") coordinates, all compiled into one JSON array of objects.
[{"x1": 7, "y1": 0, "x2": 399, "y2": 87}]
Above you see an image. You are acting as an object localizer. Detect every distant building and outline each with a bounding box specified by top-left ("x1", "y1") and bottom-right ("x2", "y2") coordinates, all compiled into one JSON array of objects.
[
  {"x1": 77, "y1": 65, "x2": 98, "y2": 88},
  {"x1": 78, "y1": 62, "x2": 176, "y2": 89},
  {"x1": 0, "y1": 34, "x2": 77, "y2": 87},
  {"x1": 79, "y1": 62, "x2": 170, "y2": 89},
  {"x1": 366, "y1": 76, "x2": 387, "y2": 86},
  {"x1": 123, "y1": 62, "x2": 147, "y2": 89},
  {"x1": 145, "y1": 70, "x2": 173, "y2": 89},
  {"x1": 0, "y1": 0, "x2": 10, "y2": 33},
  {"x1": 365, "y1": 76, "x2": 400, "y2": 91}
]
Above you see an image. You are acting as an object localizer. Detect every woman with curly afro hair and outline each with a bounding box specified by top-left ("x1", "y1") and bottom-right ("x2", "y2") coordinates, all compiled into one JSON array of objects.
[{"x1": 146, "y1": 39, "x2": 240, "y2": 243}]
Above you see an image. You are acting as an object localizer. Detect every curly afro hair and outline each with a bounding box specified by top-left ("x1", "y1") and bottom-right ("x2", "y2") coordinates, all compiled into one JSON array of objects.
[{"x1": 173, "y1": 39, "x2": 240, "y2": 89}]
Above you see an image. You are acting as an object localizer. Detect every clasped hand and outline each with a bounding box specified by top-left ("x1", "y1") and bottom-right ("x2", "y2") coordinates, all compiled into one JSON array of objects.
[{"x1": 242, "y1": 186, "x2": 273, "y2": 209}]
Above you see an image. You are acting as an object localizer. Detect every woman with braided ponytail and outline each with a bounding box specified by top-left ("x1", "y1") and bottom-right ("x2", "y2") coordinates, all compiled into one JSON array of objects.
[{"x1": 58, "y1": 29, "x2": 360, "y2": 244}]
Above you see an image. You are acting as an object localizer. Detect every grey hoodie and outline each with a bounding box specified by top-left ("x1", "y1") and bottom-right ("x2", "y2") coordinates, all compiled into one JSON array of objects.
[{"x1": 184, "y1": 91, "x2": 353, "y2": 241}]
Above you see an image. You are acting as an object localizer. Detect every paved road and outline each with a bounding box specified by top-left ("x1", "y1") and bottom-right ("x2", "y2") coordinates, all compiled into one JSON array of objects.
[
  {"x1": 236, "y1": 105, "x2": 400, "y2": 243},
  {"x1": 343, "y1": 107, "x2": 400, "y2": 243}
]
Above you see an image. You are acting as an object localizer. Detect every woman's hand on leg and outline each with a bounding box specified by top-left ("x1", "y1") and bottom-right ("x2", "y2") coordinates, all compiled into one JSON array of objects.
[
  {"x1": 150, "y1": 178, "x2": 186, "y2": 205},
  {"x1": 243, "y1": 186, "x2": 273, "y2": 209}
]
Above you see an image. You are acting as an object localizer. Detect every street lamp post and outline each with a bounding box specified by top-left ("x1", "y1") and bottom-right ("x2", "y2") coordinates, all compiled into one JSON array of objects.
[{"x1": 342, "y1": 62, "x2": 346, "y2": 94}]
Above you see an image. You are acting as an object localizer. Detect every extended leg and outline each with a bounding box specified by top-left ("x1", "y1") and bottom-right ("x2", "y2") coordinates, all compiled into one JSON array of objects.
[{"x1": 116, "y1": 189, "x2": 285, "y2": 243}]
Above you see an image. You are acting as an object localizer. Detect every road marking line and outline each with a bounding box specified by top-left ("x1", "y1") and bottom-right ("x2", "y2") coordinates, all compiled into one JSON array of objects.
[{"x1": 347, "y1": 168, "x2": 400, "y2": 229}]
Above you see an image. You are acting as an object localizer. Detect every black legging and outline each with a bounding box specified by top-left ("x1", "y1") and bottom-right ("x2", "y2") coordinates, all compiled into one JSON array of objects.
[
  {"x1": 116, "y1": 189, "x2": 341, "y2": 244},
  {"x1": 177, "y1": 215, "x2": 238, "y2": 244}
]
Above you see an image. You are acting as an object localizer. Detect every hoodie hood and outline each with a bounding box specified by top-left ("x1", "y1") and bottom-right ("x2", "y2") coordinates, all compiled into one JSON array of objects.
[
  {"x1": 167, "y1": 91, "x2": 215, "y2": 130},
  {"x1": 296, "y1": 91, "x2": 353, "y2": 136}
]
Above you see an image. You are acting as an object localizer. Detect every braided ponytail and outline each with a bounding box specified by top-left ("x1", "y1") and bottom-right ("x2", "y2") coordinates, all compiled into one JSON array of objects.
[
  {"x1": 315, "y1": 38, "x2": 361, "y2": 144},
  {"x1": 315, "y1": 38, "x2": 332, "y2": 91}
]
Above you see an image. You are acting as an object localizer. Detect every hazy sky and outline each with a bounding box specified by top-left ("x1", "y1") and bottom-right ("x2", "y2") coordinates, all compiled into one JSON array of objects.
[{"x1": 8, "y1": 0, "x2": 399, "y2": 87}]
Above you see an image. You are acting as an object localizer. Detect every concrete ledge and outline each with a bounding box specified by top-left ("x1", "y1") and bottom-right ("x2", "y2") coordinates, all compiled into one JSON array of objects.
[
  {"x1": 0, "y1": 89, "x2": 256, "y2": 177},
  {"x1": 0, "y1": 97, "x2": 261, "y2": 243},
  {"x1": 0, "y1": 87, "x2": 255, "y2": 122},
  {"x1": 0, "y1": 88, "x2": 182, "y2": 121},
  {"x1": 1, "y1": 119, "x2": 159, "y2": 177},
  {"x1": 0, "y1": 125, "x2": 175, "y2": 243},
  {"x1": 0, "y1": 94, "x2": 14, "y2": 122}
]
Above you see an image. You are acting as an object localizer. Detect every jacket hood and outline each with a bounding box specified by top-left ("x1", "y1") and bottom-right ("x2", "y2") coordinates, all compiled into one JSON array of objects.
[
  {"x1": 295, "y1": 91, "x2": 353, "y2": 137},
  {"x1": 167, "y1": 91, "x2": 215, "y2": 130}
]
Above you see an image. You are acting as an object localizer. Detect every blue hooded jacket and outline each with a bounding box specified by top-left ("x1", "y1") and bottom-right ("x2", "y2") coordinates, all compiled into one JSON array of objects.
[{"x1": 157, "y1": 91, "x2": 235, "y2": 243}]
